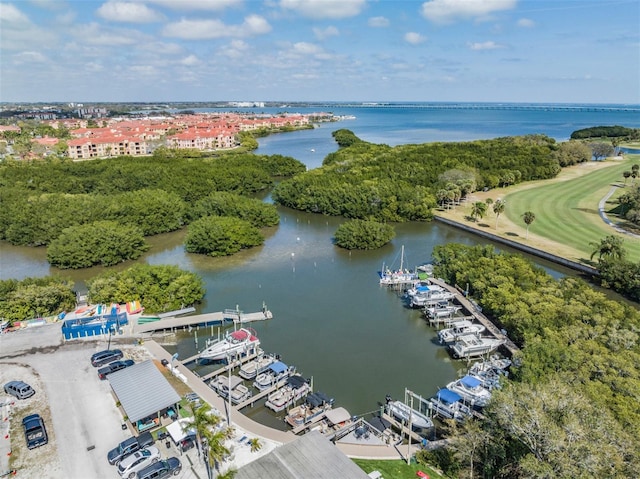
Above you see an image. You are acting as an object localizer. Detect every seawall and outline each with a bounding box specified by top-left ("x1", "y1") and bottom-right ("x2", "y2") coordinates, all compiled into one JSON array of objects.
[{"x1": 433, "y1": 216, "x2": 599, "y2": 277}]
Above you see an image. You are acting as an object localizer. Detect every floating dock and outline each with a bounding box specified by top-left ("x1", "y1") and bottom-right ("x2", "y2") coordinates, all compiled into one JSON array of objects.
[{"x1": 134, "y1": 309, "x2": 272, "y2": 334}]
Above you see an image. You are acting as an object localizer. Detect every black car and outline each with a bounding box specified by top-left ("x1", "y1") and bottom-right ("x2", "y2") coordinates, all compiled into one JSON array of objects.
[
  {"x1": 4, "y1": 380, "x2": 35, "y2": 400},
  {"x1": 136, "y1": 457, "x2": 181, "y2": 479},
  {"x1": 178, "y1": 433, "x2": 196, "y2": 452},
  {"x1": 108, "y1": 432, "x2": 154, "y2": 465},
  {"x1": 98, "y1": 359, "x2": 135, "y2": 380},
  {"x1": 91, "y1": 349, "x2": 123, "y2": 367},
  {"x1": 22, "y1": 414, "x2": 48, "y2": 449}
]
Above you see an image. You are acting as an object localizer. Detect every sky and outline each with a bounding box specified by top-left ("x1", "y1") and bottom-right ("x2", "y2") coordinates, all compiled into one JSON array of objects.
[{"x1": 1, "y1": 0, "x2": 639, "y2": 104}]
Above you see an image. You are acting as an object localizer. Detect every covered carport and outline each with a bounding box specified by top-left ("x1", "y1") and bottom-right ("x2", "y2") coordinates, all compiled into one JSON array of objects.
[{"x1": 108, "y1": 360, "x2": 181, "y2": 434}]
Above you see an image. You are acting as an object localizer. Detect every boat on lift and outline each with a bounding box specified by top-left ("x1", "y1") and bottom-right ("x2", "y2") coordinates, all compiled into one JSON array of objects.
[
  {"x1": 385, "y1": 397, "x2": 433, "y2": 430},
  {"x1": 199, "y1": 327, "x2": 260, "y2": 361}
]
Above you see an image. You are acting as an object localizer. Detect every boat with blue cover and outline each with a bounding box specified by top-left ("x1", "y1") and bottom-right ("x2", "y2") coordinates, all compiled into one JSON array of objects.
[
  {"x1": 253, "y1": 361, "x2": 295, "y2": 391},
  {"x1": 429, "y1": 388, "x2": 472, "y2": 421},
  {"x1": 446, "y1": 375, "x2": 492, "y2": 408}
]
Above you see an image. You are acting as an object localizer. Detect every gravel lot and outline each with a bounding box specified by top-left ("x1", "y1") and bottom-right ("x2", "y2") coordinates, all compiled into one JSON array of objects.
[{"x1": 0, "y1": 324, "x2": 206, "y2": 479}]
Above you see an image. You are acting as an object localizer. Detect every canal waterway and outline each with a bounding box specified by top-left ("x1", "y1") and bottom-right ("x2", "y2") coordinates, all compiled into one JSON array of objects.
[{"x1": 2, "y1": 103, "x2": 638, "y2": 426}]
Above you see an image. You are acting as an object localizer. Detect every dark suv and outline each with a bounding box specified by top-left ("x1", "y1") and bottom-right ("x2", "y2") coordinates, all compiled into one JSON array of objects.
[
  {"x1": 4, "y1": 381, "x2": 35, "y2": 400},
  {"x1": 91, "y1": 349, "x2": 123, "y2": 367},
  {"x1": 108, "y1": 432, "x2": 154, "y2": 465},
  {"x1": 136, "y1": 457, "x2": 181, "y2": 479},
  {"x1": 98, "y1": 359, "x2": 135, "y2": 380},
  {"x1": 22, "y1": 414, "x2": 48, "y2": 449}
]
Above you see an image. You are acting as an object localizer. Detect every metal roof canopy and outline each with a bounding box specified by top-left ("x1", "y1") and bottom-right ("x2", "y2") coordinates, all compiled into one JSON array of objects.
[
  {"x1": 235, "y1": 430, "x2": 370, "y2": 479},
  {"x1": 108, "y1": 360, "x2": 181, "y2": 423}
]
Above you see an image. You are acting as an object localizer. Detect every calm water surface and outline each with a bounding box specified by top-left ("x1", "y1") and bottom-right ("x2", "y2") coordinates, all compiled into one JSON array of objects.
[{"x1": 2, "y1": 104, "x2": 636, "y2": 423}]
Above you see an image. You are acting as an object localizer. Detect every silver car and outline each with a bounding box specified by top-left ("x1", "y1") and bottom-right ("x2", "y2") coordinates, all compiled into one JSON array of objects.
[{"x1": 117, "y1": 445, "x2": 161, "y2": 479}]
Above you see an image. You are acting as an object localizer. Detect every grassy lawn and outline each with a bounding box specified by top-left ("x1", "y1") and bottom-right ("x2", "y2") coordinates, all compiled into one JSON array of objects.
[
  {"x1": 435, "y1": 155, "x2": 640, "y2": 265},
  {"x1": 353, "y1": 458, "x2": 447, "y2": 479},
  {"x1": 503, "y1": 155, "x2": 640, "y2": 263}
]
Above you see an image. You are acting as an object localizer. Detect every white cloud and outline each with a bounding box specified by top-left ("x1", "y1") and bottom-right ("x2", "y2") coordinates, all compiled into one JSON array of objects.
[
  {"x1": 12, "y1": 50, "x2": 48, "y2": 63},
  {"x1": 279, "y1": 0, "x2": 366, "y2": 19},
  {"x1": 144, "y1": 0, "x2": 242, "y2": 10},
  {"x1": 74, "y1": 22, "x2": 144, "y2": 46},
  {"x1": 421, "y1": 0, "x2": 516, "y2": 24},
  {"x1": 368, "y1": 16, "x2": 389, "y2": 27},
  {"x1": 517, "y1": 18, "x2": 535, "y2": 28},
  {"x1": 220, "y1": 39, "x2": 249, "y2": 59},
  {"x1": 292, "y1": 42, "x2": 322, "y2": 55},
  {"x1": 163, "y1": 15, "x2": 271, "y2": 39},
  {"x1": 97, "y1": 2, "x2": 165, "y2": 23},
  {"x1": 468, "y1": 40, "x2": 504, "y2": 50},
  {"x1": 0, "y1": 3, "x2": 31, "y2": 25},
  {"x1": 313, "y1": 26, "x2": 339, "y2": 40},
  {"x1": 28, "y1": 0, "x2": 68, "y2": 10},
  {"x1": 180, "y1": 54, "x2": 200, "y2": 66},
  {"x1": 405, "y1": 32, "x2": 426, "y2": 45}
]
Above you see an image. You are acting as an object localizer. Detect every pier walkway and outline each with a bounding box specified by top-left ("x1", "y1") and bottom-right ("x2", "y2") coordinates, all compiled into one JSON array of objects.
[
  {"x1": 134, "y1": 309, "x2": 272, "y2": 334},
  {"x1": 143, "y1": 340, "x2": 413, "y2": 460},
  {"x1": 428, "y1": 278, "x2": 520, "y2": 356}
]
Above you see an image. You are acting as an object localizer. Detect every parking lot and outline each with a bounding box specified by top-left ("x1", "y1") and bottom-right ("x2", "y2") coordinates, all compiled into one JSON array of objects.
[{"x1": 0, "y1": 324, "x2": 206, "y2": 479}]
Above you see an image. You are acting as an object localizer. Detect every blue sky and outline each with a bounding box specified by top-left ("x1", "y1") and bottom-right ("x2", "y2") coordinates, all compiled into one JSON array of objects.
[{"x1": 1, "y1": 0, "x2": 639, "y2": 103}]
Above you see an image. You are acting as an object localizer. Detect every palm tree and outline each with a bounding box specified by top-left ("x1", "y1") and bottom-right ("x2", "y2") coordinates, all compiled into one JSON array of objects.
[
  {"x1": 590, "y1": 235, "x2": 626, "y2": 262},
  {"x1": 623, "y1": 171, "x2": 631, "y2": 185},
  {"x1": 522, "y1": 211, "x2": 536, "y2": 239},
  {"x1": 470, "y1": 201, "x2": 487, "y2": 222},
  {"x1": 216, "y1": 469, "x2": 237, "y2": 479},
  {"x1": 248, "y1": 437, "x2": 262, "y2": 453},
  {"x1": 493, "y1": 199, "x2": 506, "y2": 229},
  {"x1": 182, "y1": 402, "x2": 231, "y2": 477}
]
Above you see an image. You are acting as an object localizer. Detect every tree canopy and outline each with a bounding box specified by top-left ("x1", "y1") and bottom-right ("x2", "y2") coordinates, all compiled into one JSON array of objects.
[
  {"x1": 333, "y1": 219, "x2": 395, "y2": 250},
  {"x1": 87, "y1": 264, "x2": 205, "y2": 313},
  {"x1": 0, "y1": 276, "x2": 76, "y2": 323},
  {"x1": 185, "y1": 216, "x2": 264, "y2": 257},
  {"x1": 273, "y1": 132, "x2": 562, "y2": 221}
]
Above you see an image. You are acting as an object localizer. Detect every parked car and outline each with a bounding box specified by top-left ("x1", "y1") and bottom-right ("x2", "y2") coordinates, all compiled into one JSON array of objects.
[
  {"x1": 108, "y1": 431, "x2": 154, "y2": 465},
  {"x1": 98, "y1": 359, "x2": 135, "y2": 380},
  {"x1": 22, "y1": 414, "x2": 48, "y2": 449},
  {"x1": 117, "y1": 445, "x2": 161, "y2": 479},
  {"x1": 178, "y1": 433, "x2": 196, "y2": 453},
  {"x1": 91, "y1": 349, "x2": 123, "y2": 367},
  {"x1": 136, "y1": 457, "x2": 181, "y2": 479},
  {"x1": 4, "y1": 380, "x2": 35, "y2": 400}
]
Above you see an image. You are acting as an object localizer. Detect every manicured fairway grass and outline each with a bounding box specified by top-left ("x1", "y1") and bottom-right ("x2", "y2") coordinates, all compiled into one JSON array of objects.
[{"x1": 504, "y1": 155, "x2": 640, "y2": 263}]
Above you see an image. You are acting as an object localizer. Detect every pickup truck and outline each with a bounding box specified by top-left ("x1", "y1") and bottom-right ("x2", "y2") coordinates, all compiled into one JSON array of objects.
[
  {"x1": 22, "y1": 414, "x2": 48, "y2": 449},
  {"x1": 98, "y1": 359, "x2": 135, "y2": 380},
  {"x1": 107, "y1": 431, "x2": 154, "y2": 465}
]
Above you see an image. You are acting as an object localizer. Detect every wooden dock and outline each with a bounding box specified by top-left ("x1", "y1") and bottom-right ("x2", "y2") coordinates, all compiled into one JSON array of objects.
[
  {"x1": 134, "y1": 309, "x2": 272, "y2": 334},
  {"x1": 427, "y1": 278, "x2": 520, "y2": 356}
]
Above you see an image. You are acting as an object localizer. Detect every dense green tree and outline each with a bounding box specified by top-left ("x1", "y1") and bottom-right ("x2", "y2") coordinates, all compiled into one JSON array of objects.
[
  {"x1": 552, "y1": 141, "x2": 591, "y2": 166},
  {"x1": 0, "y1": 276, "x2": 76, "y2": 323},
  {"x1": 623, "y1": 170, "x2": 632, "y2": 184},
  {"x1": 47, "y1": 221, "x2": 149, "y2": 269},
  {"x1": 333, "y1": 219, "x2": 395, "y2": 250},
  {"x1": 191, "y1": 192, "x2": 279, "y2": 227},
  {"x1": 570, "y1": 125, "x2": 636, "y2": 139},
  {"x1": 589, "y1": 234, "x2": 626, "y2": 262},
  {"x1": 185, "y1": 216, "x2": 264, "y2": 257},
  {"x1": 332, "y1": 128, "x2": 363, "y2": 147},
  {"x1": 87, "y1": 264, "x2": 205, "y2": 313}
]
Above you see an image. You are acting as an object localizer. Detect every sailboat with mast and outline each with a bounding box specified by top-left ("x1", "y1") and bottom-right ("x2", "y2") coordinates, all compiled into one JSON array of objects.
[{"x1": 379, "y1": 245, "x2": 419, "y2": 286}]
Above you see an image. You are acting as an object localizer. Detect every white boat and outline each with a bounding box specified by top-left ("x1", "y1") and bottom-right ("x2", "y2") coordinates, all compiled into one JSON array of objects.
[
  {"x1": 199, "y1": 328, "x2": 260, "y2": 361},
  {"x1": 424, "y1": 302, "x2": 462, "y2": 317},
  {"x1": 254, "y1": 361, "x2": 295, "y2": 391},
  {"x1": 322, "y1": 407, "x2": 353, "y2": 431},
  {"x1": 466, "y1": 356, "x2": 511, "y2": 390},
  {"x1": 446, "y1": 375, "x2": 492, "y2": 408},
  {"x1": 264, "y1": 375, "x2": 310, "y2": 412},
  {"x1": 438, "y1": 320, "x2": 485, "y2": 344},
  {"x1": 285, "y1": 392, "x2": 334, "y2": 428},
  {"x1": 410, "y1": 289, "x2": 456, "y2": 308},
  {"x1": 449, "y1": 334, "x2": 503, "y2": 359},
  {"x1": 210, "y1": 374, "x2": 244, "y2": 399},
  {"x1": 385, "y1": 400, "x2": 433, "y2": 430},
  {"x1": 238, "y1": 353, "x2": 277, "y2": 380},
  {"x1": 429, "y1": 388, "x2": 472, "y2": 421},
  {"x1": 229, "y1": 383, "x2": 252, "y2": 404},
  {"x1": 379, "y1": 245, "x2": 419, "y2": 286}
]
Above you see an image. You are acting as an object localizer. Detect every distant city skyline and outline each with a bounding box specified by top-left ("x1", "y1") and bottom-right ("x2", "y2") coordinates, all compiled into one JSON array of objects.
[{"x1": 1, "y1": 0, "x2": 639, "y2": 104}]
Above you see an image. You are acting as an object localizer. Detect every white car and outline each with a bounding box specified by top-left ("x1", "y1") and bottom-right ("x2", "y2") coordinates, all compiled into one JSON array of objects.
[{"x1": 116, "y1": 445, "x2": 161, "y2": 479}]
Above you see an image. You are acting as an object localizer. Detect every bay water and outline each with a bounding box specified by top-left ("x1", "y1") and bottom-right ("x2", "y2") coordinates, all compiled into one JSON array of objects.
[{"x1": 1, "y1": 103, "x2": 638, "y2": 426}]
